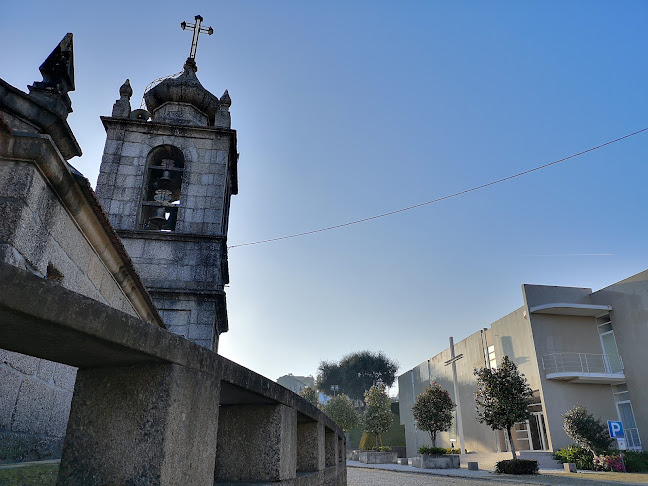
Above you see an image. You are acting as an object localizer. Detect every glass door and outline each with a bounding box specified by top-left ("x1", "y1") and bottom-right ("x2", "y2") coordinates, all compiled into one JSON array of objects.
[
  {"x1": 616, "y1": 401, "x2": 642, "y2": 450},
  {"x1": 529, "y1": 412, "x2": 549, "y2": 450}
]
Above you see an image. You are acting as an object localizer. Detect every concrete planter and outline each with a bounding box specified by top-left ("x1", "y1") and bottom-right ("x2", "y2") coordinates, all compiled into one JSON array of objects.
[
  {"x1": 347, "y1": 450, "x2": 359, "y2": 461},
  {"x1": 358, "y1": 451, "x2": 398, "y2": 464},
  {"x1": 412, "y1": 454, "x2": 460, "y2": 469}
]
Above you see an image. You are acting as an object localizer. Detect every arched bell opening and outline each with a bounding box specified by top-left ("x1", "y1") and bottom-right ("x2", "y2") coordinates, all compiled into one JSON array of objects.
[{"x1": 140, "y1": 145, "x2": 186, "y2": 231}]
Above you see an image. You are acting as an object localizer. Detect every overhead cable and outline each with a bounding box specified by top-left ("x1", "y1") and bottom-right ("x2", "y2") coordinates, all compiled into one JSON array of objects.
[{"x1": 228, "y1": 127, "x2": 648, "y2": 249}]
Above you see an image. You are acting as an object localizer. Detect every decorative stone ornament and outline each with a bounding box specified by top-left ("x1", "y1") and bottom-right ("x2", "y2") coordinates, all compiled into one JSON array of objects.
[{"x1": 111, "y1": 79, "x2": 132, "y2": 118}]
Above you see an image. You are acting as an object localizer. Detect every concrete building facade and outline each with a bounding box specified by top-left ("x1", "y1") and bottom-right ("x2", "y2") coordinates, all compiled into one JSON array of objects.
[
  {"x1": 277, "y1": 374, "x2": 316, "y2": 394},
  {"x1": 399, "y1": 272, "x2": 647, "y2": 457}
]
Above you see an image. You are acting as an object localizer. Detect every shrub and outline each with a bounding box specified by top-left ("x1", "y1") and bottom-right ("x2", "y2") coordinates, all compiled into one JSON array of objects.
[
  {"x1": 411, "y1": 381, "x2": 455, "y2": 447},
  {"x1": 593, "y1": 454, "x2": 626, "y2": 472},
  {"x1": 562, "y1": 405, "x2": 613, "y2": 454},
  {"x1": 363, "y1": 382, "x2": 393, "y2": 448},
  {"x1": 323, "y1": 394, "x2": 360, "y2": 432},
  {"x1": 553, "y1": 445, "x2": 594, "y2": 470},
  {"x1": 358, "y1": 432, "x2": 376, "y2": 450},
  {"x1": 418, "y1": 446, "x2": 448, "y2": 455},
  {"x1": 379, "y1": 446, "x2": 391, "y2": 452},
  {"x1": 624, "y1": 451, "x2": 648, "y2": 472},
  {"x1": 298, "y1": 387, "x2": 319, "y2": 407},
  {"x1": 495, "y1": 459, "x2": 539, "y2": 475}
]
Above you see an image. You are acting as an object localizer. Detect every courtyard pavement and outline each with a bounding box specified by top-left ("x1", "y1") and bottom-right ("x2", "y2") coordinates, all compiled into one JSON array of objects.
[
  {"x1": 347, "y1": 452, "x2": 646, "y2": 486},
  {"x1": 347, "y1": 466, "x2": 647, "y2": 486}
]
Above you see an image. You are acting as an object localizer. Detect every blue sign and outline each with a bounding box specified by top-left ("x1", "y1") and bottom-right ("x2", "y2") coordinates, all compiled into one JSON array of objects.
[{"x1": 607, "y1": 421, "x2": 625, "y2": 438}]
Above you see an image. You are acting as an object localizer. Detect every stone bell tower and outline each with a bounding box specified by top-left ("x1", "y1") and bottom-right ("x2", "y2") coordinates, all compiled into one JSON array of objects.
[{"x1": 95, "y1": 38, "x2": 237, "y2": 351}]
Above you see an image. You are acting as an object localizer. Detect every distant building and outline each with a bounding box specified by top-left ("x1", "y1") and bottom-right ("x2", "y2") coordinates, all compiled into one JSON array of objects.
[
  {"x1": 277, "y1": 374, "x2": 316, "y2": 393},
  {"x1": 399, "y1": 271, "x2": 646, "y2": 456}
]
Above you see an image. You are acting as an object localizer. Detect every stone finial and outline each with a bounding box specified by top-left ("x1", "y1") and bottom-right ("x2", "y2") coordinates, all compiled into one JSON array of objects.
[
  {"x1": 112, "y1": 79, "x2": 133, "y2": 118},
  {"x1": 220, "y1": 90, "x2": 231, "y2": 108},
  {"x1": 183, "y1": 57, "x2": 198, "y2": 75},
  {"x1": 119, "y1": 79, "x2": 133, "y2": 98},
  {"x1": 28, "y1": 33, "x2": 75, "y2": 118},
  {"x1": 214, "y1": 90, "x2": 231, "y2": 128}
]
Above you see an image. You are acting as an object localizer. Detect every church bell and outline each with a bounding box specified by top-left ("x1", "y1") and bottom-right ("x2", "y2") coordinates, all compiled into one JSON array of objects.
[{"x1": 149, "y1": 207, "x2": 167, "y2": 228}]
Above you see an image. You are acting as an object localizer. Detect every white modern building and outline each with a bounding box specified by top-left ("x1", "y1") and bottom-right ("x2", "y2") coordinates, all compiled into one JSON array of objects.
[{"x1": 398, "y1": 271, "x2": 647, "y2": 456}]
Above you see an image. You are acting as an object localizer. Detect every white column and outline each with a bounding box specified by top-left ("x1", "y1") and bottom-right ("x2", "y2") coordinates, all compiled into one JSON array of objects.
[{"x1": 449, "y1": 337, "x2": 466, "y2": 454}]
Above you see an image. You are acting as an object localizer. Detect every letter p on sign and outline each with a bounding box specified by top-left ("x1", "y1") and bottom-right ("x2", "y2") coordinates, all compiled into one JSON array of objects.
[{"x1": 607, "y1": 420, "x2": 624, "y2": 438}]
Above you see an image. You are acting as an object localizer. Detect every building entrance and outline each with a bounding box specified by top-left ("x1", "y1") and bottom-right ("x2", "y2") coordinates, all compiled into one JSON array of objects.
[{"x1": 513, "y1": 412, "x2": 548, "y2": 451}]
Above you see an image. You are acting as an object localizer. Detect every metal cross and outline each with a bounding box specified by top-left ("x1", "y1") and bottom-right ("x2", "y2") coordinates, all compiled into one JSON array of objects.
[{"x1": 181, "y1": 15, "x2": 214, "y2": 60}]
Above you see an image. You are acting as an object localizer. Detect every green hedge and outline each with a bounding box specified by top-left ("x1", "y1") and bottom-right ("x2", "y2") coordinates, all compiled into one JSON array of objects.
[
  {"x1": 495, "y1": 459, "x2": 539, "y2": 475},
  {"x1": 554, "y1": 446, "x2": 648, "y2": 472},
  {"x1": 624, "y1": 451, "x2": 648, "y2": 472},
  {"x1": 418, "y1": 446, "x2": 447, "y2": 455},
  {"x1": 553, "y1": 445, "x2": 594, "y2": 470}
]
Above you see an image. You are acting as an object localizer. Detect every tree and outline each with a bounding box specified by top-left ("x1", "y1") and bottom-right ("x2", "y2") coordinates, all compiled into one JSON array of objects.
[
  {"x1": 317, "y1": 351, "x2": 398, "y2": 401},
  {"x1": 298, "y1": 386, "x2": 319, "y2": 407},
  {"x1": 362, "y1": 381, "x2": 393, "y2": 448},
  {"x1": 412, "y1": 381, "x2": 455, "y2": 447},
  {"x1": 562, "y1": 405, "x2": 613, "y2": 454},
  {"x1": 323, "y1": 394, "x2": 360, "y2": 432},
  {"x1": 474, "y1": 355, "x2": 533, "y2": 460}
]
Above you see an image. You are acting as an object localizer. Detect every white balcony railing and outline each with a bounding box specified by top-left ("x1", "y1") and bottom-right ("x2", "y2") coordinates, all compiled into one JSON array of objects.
[{"x1": 541, "y1": 353, "x2": 624, "y2": 376}]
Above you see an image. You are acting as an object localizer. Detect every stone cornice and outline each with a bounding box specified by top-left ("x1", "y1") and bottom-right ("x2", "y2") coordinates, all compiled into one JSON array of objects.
[
  {"x1": 0, "y1": 130, "x2": 165, "y2": 329},
  {"x1": 116, "y1": 229, "x2": 226, "y2": 243}
]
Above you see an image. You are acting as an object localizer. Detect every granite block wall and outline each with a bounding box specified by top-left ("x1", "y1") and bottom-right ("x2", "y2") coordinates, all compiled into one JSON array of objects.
[{"x1": 0, "y1": 161, "x2": 140, "y2": 462}]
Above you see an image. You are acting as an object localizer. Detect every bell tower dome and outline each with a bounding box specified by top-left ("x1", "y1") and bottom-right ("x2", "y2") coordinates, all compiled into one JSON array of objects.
[{"x1": 95, "y1": 51, "x2": 237, "y2": 351}]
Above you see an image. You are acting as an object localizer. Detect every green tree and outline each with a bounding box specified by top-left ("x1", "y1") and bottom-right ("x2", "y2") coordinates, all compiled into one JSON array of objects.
[
  {"x1": 363, "y1": 382, "x2": 393, "y2": 448},
  {"x1": 412, "y1": 381, "x2": 455, "y2": 447},
  {"x1": 317, "y1": 351, "x2": 398, "y2": 401},
  {"x1": 323, "y1": 394, "x2": 360, "y2": 432},
  {"x1": 562, "y1": 405, "x2": 613, "y2": 454},
  {"x1": 474, "y1": 355, "x2": 533, "y2": 460},
  {"x1": 298, "y1": 386, "x2": 319, "y2": 407}
]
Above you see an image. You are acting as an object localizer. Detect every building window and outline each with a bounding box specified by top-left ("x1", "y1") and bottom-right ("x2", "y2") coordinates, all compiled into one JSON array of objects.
[
  {"x1": 488, "y1": 345, "x2": 497, "y2": 369},
  {"x1": 597, "y1": 315, "x2": 623, "y2": 373},
  {"x1": 140, "y1": 145, "x2": 185, "y2": 231}
]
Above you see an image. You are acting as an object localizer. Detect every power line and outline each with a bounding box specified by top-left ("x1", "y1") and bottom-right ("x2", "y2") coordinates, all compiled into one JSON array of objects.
[{"x1": 228, "y1": 127, "x2": 648, "y2": 249}]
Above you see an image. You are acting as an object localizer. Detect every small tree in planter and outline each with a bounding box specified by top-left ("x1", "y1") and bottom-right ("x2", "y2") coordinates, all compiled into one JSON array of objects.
[
  {"x1": 474, "y1": 356, "x2": 533, "y2": 460},
  {"x1": 412, "y1": 381, "x2": 455, "y2": 447},
  {"x1": 298, "y1": 386, "x2": 319, "y2": 407},
  {"x1": 323, "y1": 394, "x2": 360, "y2": 432},
  {"x1": 562, "y1": 405, "x2": 613, "y2": 455},
  {"x1": 363, "y1": 382, "x2": 393, "y2": 449}
]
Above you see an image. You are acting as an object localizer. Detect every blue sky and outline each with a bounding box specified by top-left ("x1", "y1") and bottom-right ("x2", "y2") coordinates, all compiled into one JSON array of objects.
[{"x1": 3, "y1": 2, "x2": 648, "y2": 394}]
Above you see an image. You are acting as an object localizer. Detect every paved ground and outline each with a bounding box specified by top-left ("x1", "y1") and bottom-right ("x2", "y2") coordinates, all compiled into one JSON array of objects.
[{"x1": 348, "y1": 466, "x2": 647, "y2": 486}]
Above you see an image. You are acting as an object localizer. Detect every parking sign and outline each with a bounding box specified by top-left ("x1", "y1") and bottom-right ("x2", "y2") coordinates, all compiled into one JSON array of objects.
[{"x1": 607, "y1": 420, "x2": 624, "y2": 438}]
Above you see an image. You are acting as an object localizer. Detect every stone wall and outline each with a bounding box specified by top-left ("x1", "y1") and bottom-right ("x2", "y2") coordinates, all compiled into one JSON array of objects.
[
  {"x1": 0, "y1": 158, "x2": 149, "y2": 462},
  {"x1": 0, "y1": 130, "x2": 162, "y2": 463}
]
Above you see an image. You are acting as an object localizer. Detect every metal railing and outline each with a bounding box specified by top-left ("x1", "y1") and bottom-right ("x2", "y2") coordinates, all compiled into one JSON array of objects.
[
  {"x1": 541, "y1": 352, "x2": 624, "y2": 375},
  {"x1": 626, "y1": 428, "x2": 643, "y2": 450}
]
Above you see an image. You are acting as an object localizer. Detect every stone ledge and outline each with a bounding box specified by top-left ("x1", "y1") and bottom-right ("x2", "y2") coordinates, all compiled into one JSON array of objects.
[{"x1": 0, "y1": 261, "x2": 341, "y2": 432}]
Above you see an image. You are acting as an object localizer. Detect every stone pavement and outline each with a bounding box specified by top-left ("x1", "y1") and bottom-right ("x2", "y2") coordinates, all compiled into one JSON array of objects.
[
  {"x1": 347, "y1": 467, "x2": 646, "y2": 486},
  {"x1": 347, "y1": 457, "x2": 645, "y2": 486}
]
